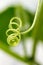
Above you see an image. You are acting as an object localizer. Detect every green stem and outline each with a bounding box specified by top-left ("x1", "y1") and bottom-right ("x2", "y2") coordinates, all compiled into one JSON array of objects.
[
  {"x1": 0, "y1": 41, "x2": 33, "y2": 63},
  {"x1": 32, "y1": 0, "x2": 43, "y2": 61},
  {"x1": 0, "y1": 41, "x2": 27, "y2": 62},
  {"x1": 0, "y1": 41, "x2": 40, "y2": 65},
  {"x1": 32, "y1": 40, "x2": 37, "y2": 59},
  {"x1": 22, "y1": 35, "x2": 27, "y2": 58}
]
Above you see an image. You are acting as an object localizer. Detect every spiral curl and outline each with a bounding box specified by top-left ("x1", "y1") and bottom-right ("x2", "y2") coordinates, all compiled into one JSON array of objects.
[
  {"x1": 6, "y1": 16, "x2": 36, "y2": 46},
  {"x1": 6, "y1": 17, "x2": 22, "y2": 46}
]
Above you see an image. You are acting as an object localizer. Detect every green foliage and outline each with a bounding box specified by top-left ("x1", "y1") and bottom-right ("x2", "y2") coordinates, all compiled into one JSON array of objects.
[
  {"x1": 0, "y1": 7, "x2": 34, "y2": 46},
  {"x1": 32, "y1": 0, "x2": 43, "y2": 41},
  {"x1": 0, "y1": 7, "x2": 14, "y2": 45},
  {"x1": 0, "y1": 0, "x2": 43, "y2": 65}
]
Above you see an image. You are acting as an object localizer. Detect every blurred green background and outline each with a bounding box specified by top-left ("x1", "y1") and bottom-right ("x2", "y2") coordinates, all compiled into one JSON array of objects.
[{"x1": 0, "y1": 0, "x2": 43, "y2": 65}]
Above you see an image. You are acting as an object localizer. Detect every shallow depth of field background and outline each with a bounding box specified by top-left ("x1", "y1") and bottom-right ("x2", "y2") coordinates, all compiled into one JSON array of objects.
[{"x1": 0, "y1": 0, "x2": 43, "y2": 65}]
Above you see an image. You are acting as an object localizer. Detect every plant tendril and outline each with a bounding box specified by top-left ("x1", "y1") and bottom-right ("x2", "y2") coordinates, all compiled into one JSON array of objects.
[
  {"x1": 6, "y1": 17, "x2": 21, "y2": 46},
  {"x1": 6, "y1": 17, "x2": 35, "y2": 46}
]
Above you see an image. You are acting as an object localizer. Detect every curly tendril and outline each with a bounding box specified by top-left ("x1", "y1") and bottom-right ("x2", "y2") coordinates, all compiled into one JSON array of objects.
[
  {"x1": 6, "y1": 17, "x2": 36, "y2": 46},
  {"x1": 6, "y1": 17, "x2": 22, "y2": 46},
  {"x1": 6, "y1": 29, "x2": 21, "y2": 46}
]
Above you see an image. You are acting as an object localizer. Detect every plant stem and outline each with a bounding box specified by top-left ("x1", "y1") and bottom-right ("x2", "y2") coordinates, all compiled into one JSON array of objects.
[
  {"x1": 32, "y1": 40, "x2": 37, "y2": 59},
  {"x1": 22, "y1": 35, "x2": 27, "y2": 58},
  {"x1": 32, "y1": 0, "x2": 43, "y2": 58},
  {"x1": 0, "y1": 42, "x2": 26, "y2": 62}
]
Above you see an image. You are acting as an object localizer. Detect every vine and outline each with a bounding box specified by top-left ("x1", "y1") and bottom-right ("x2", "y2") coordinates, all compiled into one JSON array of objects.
[
  {"x1": 6, "y1": 16, "x2": 36, "y2": 46},
  {"x1": 6, "y1": 0, "x2": 40, "y2": 46}
]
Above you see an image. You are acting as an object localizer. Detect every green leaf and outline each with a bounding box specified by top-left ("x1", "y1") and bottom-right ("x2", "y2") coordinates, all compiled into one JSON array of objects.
[
  {"x1": 0, "y1": 6, "x2": 34, "y2": 45},
  {"x1": 0, "y1": 7, "x2": 14, "y2": 45}
]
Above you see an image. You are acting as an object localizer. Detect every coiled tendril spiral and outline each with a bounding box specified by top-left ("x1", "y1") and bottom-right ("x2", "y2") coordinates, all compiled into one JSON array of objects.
[
  {"x1": 6, "y1": 16, "x2": 36, "y2": 46},
  {"x1": 6, "y1": 17, "x2": 22, "y2": 46}
]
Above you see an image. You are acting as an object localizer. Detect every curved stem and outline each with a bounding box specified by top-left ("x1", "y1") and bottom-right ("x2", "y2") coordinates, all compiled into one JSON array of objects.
[{"x1": 21, "y1": 0, "x2": 40, "y2": 34}]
